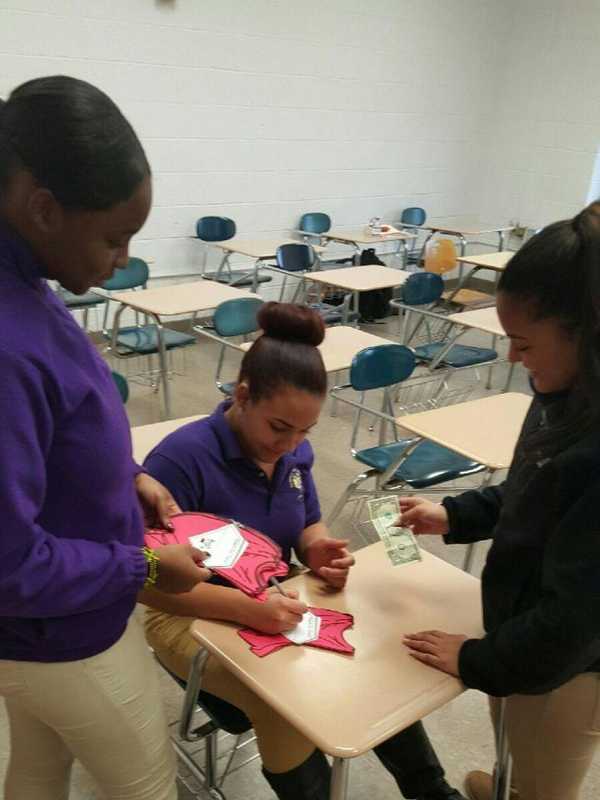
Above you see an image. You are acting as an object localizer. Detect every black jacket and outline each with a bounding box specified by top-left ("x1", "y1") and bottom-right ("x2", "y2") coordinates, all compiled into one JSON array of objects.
[{"x1": 443, "y1": 392, "x2": 600, "y2": 697}]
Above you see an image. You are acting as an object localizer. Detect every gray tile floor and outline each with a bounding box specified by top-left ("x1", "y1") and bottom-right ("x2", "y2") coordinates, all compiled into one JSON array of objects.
[{"x1": 1, "y1": 309, "x2": 599, "y2": 800}]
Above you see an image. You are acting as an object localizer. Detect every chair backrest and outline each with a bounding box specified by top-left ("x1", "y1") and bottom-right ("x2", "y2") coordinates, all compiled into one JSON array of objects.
[
  {"x1": 102, "y1": 257, "x2": 149, "y2": 291},
  {"x1": 299, "y1": 212, "x2": 331, "y2": 234},
  {"x1": 350, "y1": 344, "x2": 415, "y2": 391},
  {"x1": 401, "y1": 207, "x2": 426, "y2": 226},
  {"x1": 213, "y1": 297, "x2": 264, "y2": 337},
  {"x1": 276, "y1": 243, "x2": 315, "y2": 272},
  {"x1": 111, "y1": 371, "x2": 129, "y2": 403},
  {"x1": 402, "y1": 272, "x2": 444, "y2": 306},
  {"x1": 196, "y1": 216, "x2": 236, "y2": 242},
  {"x1": 424, "y1": 238, "x2": 457, "y2": 275}
]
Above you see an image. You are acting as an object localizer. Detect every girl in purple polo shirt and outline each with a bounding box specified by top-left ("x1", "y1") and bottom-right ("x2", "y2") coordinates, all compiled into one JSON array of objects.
[
  {"x1": 142, "y1": 302, "x2": 466, "y2": 800},
  {"x1": 0, "y1": 77, "x2": 208, "y2": 800}
]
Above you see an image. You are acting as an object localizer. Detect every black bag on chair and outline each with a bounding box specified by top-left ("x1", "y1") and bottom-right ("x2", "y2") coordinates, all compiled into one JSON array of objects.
[{"x1": 359, "y1": 248, "x2": 393, "y2": 321}]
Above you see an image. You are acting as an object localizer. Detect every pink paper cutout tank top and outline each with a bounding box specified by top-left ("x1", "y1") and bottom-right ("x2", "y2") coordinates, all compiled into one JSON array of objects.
[
  {"x1": 238, "y1": 607, "x2": 355, "y2": 657},
  {"x1": 145, "y1": 512, "x2": 288, "y2": 597}
]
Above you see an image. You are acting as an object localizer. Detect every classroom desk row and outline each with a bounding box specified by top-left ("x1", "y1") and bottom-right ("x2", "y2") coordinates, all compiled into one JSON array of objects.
[
  {"x1": 107, "y1": 266, "x2": 411, "y2": 418},
  {"x1": 207, "y1": 219, "x2": 513, "y2": 283},
  {"x1": 112, "y1": 261, "x2": 508, "y2": 419},
  {"x1": 131, "y1": 390, "x2": 530, "y2": 800}
]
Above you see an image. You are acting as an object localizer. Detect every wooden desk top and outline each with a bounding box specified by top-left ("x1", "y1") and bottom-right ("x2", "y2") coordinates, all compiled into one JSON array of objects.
[
  {"x1": 396, "y1": 392, "x2": 531, "y2": 470},
  {"x1": 324, "y1": 229, "x2": 414, "y2": 245},
  {"x1": 131, "y1": 415, "x2": 206, "y2": 463},
  {"x1": 447, "y1": 306, "x2": 505, "y2": 336},
  {"x1": 214, "y1": 238, "x2": 325, "y2": 259},
  {"x1": 190, "y1": 542, "x2": 482, "y2": 758},
  {"x1": 308, "y1": 265, "x2": 410, "y2": 292},
  {"x1": 110, "y1": 280, "x2": 258, "y2": 317},
  {"x1": 424, "y1": 220, "x2": 514, "y2": 236},
  {"x1": 240, "y1": 325, "x2": 394, "y2": 373},
  {"x1": 456, "y1": 251, "x2": 514, "y2": 270}
]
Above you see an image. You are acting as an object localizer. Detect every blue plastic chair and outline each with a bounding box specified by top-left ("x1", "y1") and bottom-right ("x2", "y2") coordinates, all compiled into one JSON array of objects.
[
  {"x1": 296, "y1": 212, "x2": 332, "y2": 251},
  {"x1": 103, "y1": 257, "x2": 195, "y2": 369},
  {"x1": 401, "y1": 207, "x2": 427, "y2": 227},
  {"x1": 273, "y1": 243, "x2": 358, "y2": 325},
  {"x1": 392, "y1": 272, "x2": 497, "y2": 370},
  {"x1": 56, "y1": 288, "x2": 106, "y2": 330},
  {"x1": 111, "y1": 371, "x2": 129, "y2": 403},
  {"x1": 195, "y1": 215, "x2": 272, "y2": 289},
  {"x1": 299, "y1": 212, "x2": 331, "y2": 235},
  {"x1": 399, "y1": 207, "x2": 427, "y2": 266},
  {"x1": 209, "y1": 297, "x2": 264, "y2": 396},
  {"x1": 326, "y1": 344, "x2": 486, "y2": 528},
  {"x1": 196, "y1": 216, "x2": 236, "y2": 242}
]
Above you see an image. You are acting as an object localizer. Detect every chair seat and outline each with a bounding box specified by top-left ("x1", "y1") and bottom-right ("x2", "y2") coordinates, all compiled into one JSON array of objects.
[
  {"x1": 113, "y1": 326, "x2": 196, "y2": 355},
  {"x1": 157, "y1": 659, "x2": 252, "y2": 735},
  {"x1": 355, "y1": 438, "x2": 484, "y2": 489},
  {"x1": 204, "y1": 271, "x2": 272, "y2": 287},
  {"x1": 310, "y1": 303, "x2": 360, "y2": 325},
  {"x1": 59, "y1": 290, "x2": 106, "y2": 308},
  {"x1": 218, "y1": 381, "x2": 236, "y2": 396},
  {"x1": 414, "y1": 342, "x2": 497, "y2": 368}
]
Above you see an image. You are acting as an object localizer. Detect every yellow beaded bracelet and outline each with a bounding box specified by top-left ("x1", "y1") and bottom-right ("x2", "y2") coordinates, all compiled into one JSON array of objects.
[{"x1": 142, "y1": 546, "x2": 160, "y2": 588}]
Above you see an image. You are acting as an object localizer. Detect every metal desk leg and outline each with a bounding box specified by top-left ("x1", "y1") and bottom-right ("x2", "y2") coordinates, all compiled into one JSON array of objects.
[
  {"x1": 330, "y1": 757, "x2": 349, "y2": 800},
  {"x1": 214, "y1": 252, "x2": 230, "y2": 282},
  {"x1": 399, "y1": 239, "x2": 408, "y2": 269},
  {"x1": 420, "y1": 231, "x2": 434, "y2": 265},
  {"x1": 503, "y1": 362, "x2": 516, "y2": 393},
  {"x1": 151, "y1": 313, "x2": 172, "y2": 419},
  {"x1": 486, "y1": 334, "x2": 498, "y2": 389},
  {"x1": 457, "y1": 234, "x2": 468, "y2": 281},
  {"x1": 493, "y1": 698, "x2": 513, "y2": 800},
  {"x1": 251, "y1": 259, "x2": 260, "y2": 293}
]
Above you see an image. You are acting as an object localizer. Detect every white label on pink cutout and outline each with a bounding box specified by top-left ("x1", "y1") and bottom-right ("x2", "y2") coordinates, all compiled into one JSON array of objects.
[
  {"x1": 189, "y1": 524, "x2": 248, "y2": 569},
  {"x1": 282, "y1": 611, "x2": 321, "y2": 645}
]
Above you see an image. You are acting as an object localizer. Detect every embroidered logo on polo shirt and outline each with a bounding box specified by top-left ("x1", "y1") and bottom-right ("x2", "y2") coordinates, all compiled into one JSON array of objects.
[{"x1": 289, "y1": 468, "x2": 303, "y2": 492}]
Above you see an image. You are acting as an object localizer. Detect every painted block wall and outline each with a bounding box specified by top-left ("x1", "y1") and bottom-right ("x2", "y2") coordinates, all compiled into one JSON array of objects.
[
  {"x1": 0, "y1": 0, "x2": 508, "y2": 289},
  {"x1": 478, "y1": 0, "x2": 600, "y2": 231}
]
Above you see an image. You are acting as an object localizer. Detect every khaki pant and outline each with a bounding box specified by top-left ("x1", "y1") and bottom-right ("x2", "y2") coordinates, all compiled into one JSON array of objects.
[
  {"x1": 0, "y1": 617, "x2": 177, "y2": 800},
  {"x1": 144, "y1": 608, "x2": 316, "y2": 773},
  {"x1": 490, "y1": 673, "x2": 600, "y2": 800}
]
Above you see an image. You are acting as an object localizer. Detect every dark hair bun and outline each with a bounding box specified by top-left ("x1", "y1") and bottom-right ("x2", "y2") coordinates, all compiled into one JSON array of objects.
[{"x1": 258, "y1": 302, "x2": 325, "y2": 347}]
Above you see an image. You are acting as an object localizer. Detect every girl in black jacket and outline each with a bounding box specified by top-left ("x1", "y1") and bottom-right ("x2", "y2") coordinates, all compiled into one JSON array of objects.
[{"x1": 401, "y1": 202, "x2": 600, "y2": 800}]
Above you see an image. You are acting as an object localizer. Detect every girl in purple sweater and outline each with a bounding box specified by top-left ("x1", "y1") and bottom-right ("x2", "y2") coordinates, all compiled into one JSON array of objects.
[{"x1": 0, "y1": 76, "x2": 208, "y2": 799}]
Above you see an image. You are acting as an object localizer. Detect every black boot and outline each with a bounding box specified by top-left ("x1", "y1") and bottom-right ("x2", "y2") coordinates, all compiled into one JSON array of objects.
[
  {"x1": 374, "y1": 721, "x2": 467, "y2": 800},
  {"x1": 262, "y1": 749, "x2": 331, "y2": 800}
]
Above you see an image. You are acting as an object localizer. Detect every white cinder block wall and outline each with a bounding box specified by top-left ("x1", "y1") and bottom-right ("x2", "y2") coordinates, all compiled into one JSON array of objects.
[
  {"x1": 1, "y1": 0, "x2": 509, "y2": 295},
  {"x1": 479, "y1": 0, "x2": 600, "y2": 230}
]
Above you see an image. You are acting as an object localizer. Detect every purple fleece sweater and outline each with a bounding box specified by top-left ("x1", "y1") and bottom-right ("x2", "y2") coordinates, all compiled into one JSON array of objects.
[{"x1": 0, "y1": 221, "x2": 147, "y2": 662}]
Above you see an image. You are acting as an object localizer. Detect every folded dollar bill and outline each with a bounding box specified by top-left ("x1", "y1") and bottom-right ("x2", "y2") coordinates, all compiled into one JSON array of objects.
[{"x1": 367, "y1": 496, "x2": 421, "y2": 566}]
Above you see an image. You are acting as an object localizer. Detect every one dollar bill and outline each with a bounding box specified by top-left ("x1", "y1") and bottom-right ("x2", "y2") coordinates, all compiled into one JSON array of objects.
[{"x1": 367, "y1": 496, "x2": 421, "y2": 566}]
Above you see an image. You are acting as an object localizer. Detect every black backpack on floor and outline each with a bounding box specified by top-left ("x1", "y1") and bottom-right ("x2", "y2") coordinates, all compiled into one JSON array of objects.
[{"x1": 359, "y1": 248, "x2": 392, "y2": 321}]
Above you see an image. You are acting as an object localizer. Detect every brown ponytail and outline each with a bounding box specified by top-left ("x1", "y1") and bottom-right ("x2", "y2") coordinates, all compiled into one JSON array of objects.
[{"x1": 238, "y1": 302, "x2": 327, "y2": 401}]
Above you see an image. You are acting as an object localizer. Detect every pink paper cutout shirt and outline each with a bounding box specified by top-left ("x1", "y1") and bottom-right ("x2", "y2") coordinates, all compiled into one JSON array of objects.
[
  {"x1": 145, "y1": 512, "x2": 288, "y2": 597},
  {"x1": 238, "y1": 607, "x2": 355, "y2": 657}
]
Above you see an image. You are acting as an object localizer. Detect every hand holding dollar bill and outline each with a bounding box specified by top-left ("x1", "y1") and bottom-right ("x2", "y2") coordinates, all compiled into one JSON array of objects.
[{"x1": 366, "y1": 496, "x2": 421, "y2": 566}]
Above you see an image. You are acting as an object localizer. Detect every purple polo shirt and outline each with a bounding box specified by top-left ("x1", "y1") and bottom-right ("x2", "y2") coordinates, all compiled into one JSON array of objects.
[
  {"x1": 0, "y1": 220, "x2": 147, "y2": 663},
  {"x1": 143, "y1": 402, "x2": 322, "y2": 563}
]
